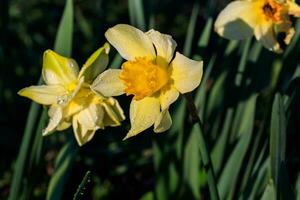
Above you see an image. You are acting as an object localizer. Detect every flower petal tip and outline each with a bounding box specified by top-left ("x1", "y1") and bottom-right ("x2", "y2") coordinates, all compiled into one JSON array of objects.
[
  {"x1": 122, "y1": 134, "x2": 131, "y2": 141},
  {"x1": 103, "y1": 43, "x2": 110, "y2": 54},
  {"x1": 122, "y1": 131, "x2": 137, "y2": 140}
]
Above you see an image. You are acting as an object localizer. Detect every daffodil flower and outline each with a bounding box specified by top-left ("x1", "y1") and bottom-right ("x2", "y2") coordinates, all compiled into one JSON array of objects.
[
  {"x1": 91, "y1": 24, "x2": 203, "y2": 139},
  {"x1": 215, "y1": 0, "x2": 300, "y2": 53},
  {"x1": 18, "y1": 44, "x2": 125, "y2": 146}
]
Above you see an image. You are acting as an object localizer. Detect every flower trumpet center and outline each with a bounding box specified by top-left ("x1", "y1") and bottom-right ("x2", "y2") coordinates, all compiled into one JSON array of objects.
[
  {"x1": 263, "y1": 0, "x2": 284, "y2": 22},
  {"x1": 120, "y1": 57, "x2": 169, "y2": 100}
]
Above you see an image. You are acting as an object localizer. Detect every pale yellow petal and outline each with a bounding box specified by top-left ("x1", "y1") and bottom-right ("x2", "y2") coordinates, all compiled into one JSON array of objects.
[
  {"x1": 102, "y1": 97, "x2": 125, "y2": 127},
  {"x1": 124, "y1": 97, "x2": 160, "y2": 139},
  {"x1": 78, "y1": 43, "x2": 110, "y2": 83},
  {"x1": 56, "y1": 120, "x2": 72, "y2": 131},
  {"x1": 288, "y1": 0, "x2": 300, "y2": 17},
  {"x1": 72, "y1": 114, "x2": 96, "y2": 146},
  {"x1": 18, "y1": 85, "x2": 65, "y2": 105},
  {"x1": 77, "y1": 104, "x2": 103, "y2": 130},
  {"x1": 214, "y1": 1, "x2": 259, "y2": 40},
  {"x1": 254, "y1": 22, "x2": 282, "y2": 53},
  {"x1": 105, "y1": 24, "x2": 156, "y2": 61},
  {"x1": 42, "y1": 50, "x2": 79, "y2": 85},
  {"x1": 159, "y1": 86, "x2": 179, "y2": 110},
  {"x1": 91, "y1": 69, "x2": 125, "y2": 97},
  {"x1": 170, "y1": 52, "x2": 203, "y2": 93},
  {"x1": 154, "y1": 109, "x2": 172, "y2": 133},
  {"x1": 146, "y1": 29, "x2": 177, "y2": 66},
  {"x1": 43, "y1": 106, "x2": 63, "y2": 136}
]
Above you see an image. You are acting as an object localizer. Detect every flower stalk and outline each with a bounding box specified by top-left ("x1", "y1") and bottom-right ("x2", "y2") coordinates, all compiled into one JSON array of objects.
[{"x1": 184, "y1": 93, "x2": 220, "y2": 200}]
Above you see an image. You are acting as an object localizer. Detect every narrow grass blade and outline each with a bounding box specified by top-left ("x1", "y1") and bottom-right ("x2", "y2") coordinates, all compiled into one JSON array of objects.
[
  {"x1": 295, "y1": 173, "x2": 300, "y2": 200},
  {"x1": 211, "y1": 108, "x2": 233, "y2": 174},
  {"x1": 9, "y1": 103, "x2": 41, "y2": 200},
  {"x1": 46, "y1": 0, "x2": 75, "y2": 199},
  {"x1": 218, "y1": 95, "x2": 257, "y2": 199},
  {"x1": 197, "y1": 17, "x2": 213, "y2": 49},
  {"x1": 270, "y1": 93, "x2": 293, "y2": 199},
  {"x1": 183, "y1": 126, "x2": 200, "y2": 199},
  {"x1": 235, "y1": 39, "x2": 251, "y2": 87},
  {"x1": 261, "y1": 181, "x2": 276, "y2": 200},
  {"x1": 195, "y1": 53, "x2": 216, "y2": 118},
  {"x1": 28, "y1": 109, "x2": 48, "y2": 170},
  {"x1": 128, "y1": 0, "x2": 146, "y2": 30},
  {"x1": 54, "y1": 0, "x2": 73, "y2": 56},
  {"x1": 110, "y1": 53, "x2": 123, "y2": 69},
  {"x1": 206, "y1": 70, "x2": 227, "y2": 119},
  {"x1": 194, "y1": 123, "x2": 220, "y2": 200},
  {"x1": 46, "y1": 140, "x2": 78, "y2": 200},
  {"x1": 246, "y1": 157, "x2": 270, "y2": 200},
  {"x1": 183, "y1": 2, "x2": 199, "y2": 57},
  {"x1": 139, "y1": 192, "x2": 154, "y2": 200}
]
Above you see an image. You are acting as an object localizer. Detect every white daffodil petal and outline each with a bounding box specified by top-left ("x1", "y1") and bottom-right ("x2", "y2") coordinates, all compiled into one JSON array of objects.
[
  {"x1": 72, "y1": 115, "x2": 96, "y2": 146},
  {"x1": 254, "y1": 22, "x2": 282, "y2": 53},
  {"x1": 105, "y1": 24, "x2": 156, "y2": 60},
  {"x1": 154, "y1": 109, "x2": 172, "y2": 133},
  {"x1": 79, "y1": 43, "x2": 110, "y2": 83},
  {"x1": 159, "y1": 86, "x2": 179, "y2": 110},
  {"x1": 214, "y1": 1, "x2": 259, "y2": 40},
  {"x1": 42, "y1": 50, "x2": 79, "y2": 85},
  {"x1": 91, "y1": 69, "x2": 125, "y2": 97},
  {"x1": 18, "y1": 85, "x2": 65, "y2": 105},
  {"x1": 43, "y1": 106, "x2": 63, "y2": 136},
  {"x1": 171, "y1": 52, "x2": 203, "y2": 94},
  {"x1": 124, "y1": 97, "x2": 160, "y2": 139},
  {"x1": 146, "y1": 29, "x2": 177, "y2": 66},
  {"x1": 77, "y1": 104, "x2": 103, "y2": 130}
]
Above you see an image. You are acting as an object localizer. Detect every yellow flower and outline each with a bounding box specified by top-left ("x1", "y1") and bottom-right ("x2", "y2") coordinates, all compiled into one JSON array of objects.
[
  {"x1": 91, "y1": 24, "x2": 203, "y2": 139},
  {"x1": 18, "y1": 44, "x2": 125, "y2": 146},
  {"x1": 214, "y1": 0, "x2": 300, "y2": 53}
]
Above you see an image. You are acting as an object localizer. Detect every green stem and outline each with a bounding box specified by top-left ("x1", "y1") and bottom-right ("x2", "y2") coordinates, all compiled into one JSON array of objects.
[{"x1": 184, "y1": 93, "x2": 220, "y2": 200}]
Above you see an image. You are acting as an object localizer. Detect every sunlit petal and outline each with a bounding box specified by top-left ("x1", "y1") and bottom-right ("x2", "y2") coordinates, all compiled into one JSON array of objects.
[
  {"x1": 124, "y1": 97, "x2": 160, "y2": 139},
  {"x1": 254, "y1": 22, "x2": 282, "y2": 53},
  {"x1": 77, "y1": 104, "x2": 103, "y2": 130},
  {"x1": 171, "y1": 52, "x2": 203, "y2": 93},
  {"x1": 105, "y1": 24, "x2": 156, "y2": 61},
  {"x1": 288, "y1": 0, "x2": 300, "y2": 17},
  {"x1": 18, "y1": 85, "x2": 65, "y2": 105},
  {"x1": 154, "y1": 109, "x2": 172, "y2": 133},
  {"x1": 56, "y1": 120, "x2": 72, "y2": 131},
  {"x1": 72, "y1": 114, "x2": 96, "y2": 146},
  {"x1": 43, "y1": 106, "x2": 63, "y2": 136},
  {"x1": 42, "y1": 50, "x2": 79, "y2": 85},
  {"x1": 214, "y1": 1, "x2": 259, "y2": 40},
  {"x1": 91, "y1": 69, "x2": 125, "y2": 97},
  {"x1": 78, "y1": 43, "x2": 110, "y2": 83},
  {"x1": 146, "y1": 29, "x2": 177, "y2": 66},
  {"x1": 159, "y1": 86, "x2": 179, "y2": 110}
]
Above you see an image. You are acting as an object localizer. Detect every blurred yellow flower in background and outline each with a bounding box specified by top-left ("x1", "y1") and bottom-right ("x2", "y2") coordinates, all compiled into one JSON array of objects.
[
  {"x1": 214, "y1": 0, "x2": 300, "y2": 53},
  {"x1": 18, "y1": 44, "x2": 125, "y2": 146},
  {"x1": 92, "y1": 24, "x2": 203, "y2": 139}
]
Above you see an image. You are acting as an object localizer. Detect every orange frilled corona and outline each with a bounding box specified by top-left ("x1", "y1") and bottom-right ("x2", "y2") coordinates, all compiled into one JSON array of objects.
[
  {"x1": 263, "y1": 0, "x2": 285, "y2": 22},
  {"x1": 120, "y1": 57, "x2": 169, "y2": 100}
]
